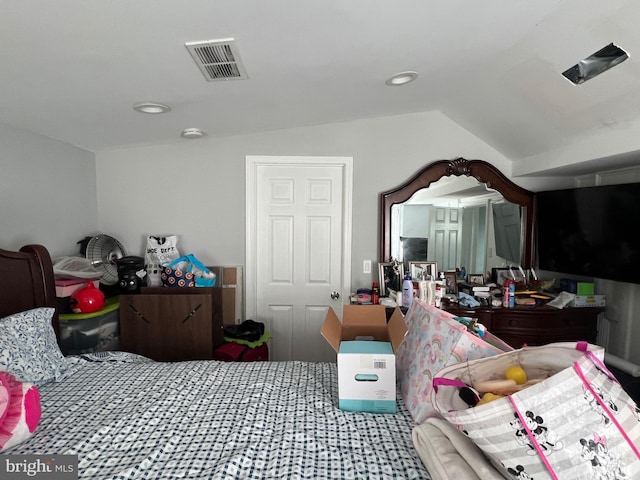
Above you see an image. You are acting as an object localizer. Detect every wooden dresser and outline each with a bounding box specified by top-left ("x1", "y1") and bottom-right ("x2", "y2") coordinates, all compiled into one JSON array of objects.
[
  {"x1": 441, "y1": 302, "x2": 604, "y2": 348},
  {"x1": 119, "y1": 287, "x2": 225, "y2": 361}
]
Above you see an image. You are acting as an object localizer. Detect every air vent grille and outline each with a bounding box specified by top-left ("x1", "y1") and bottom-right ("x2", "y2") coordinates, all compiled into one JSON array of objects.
[{"x1": 185, "y1": 39, "x2": 248, "y2": 82}]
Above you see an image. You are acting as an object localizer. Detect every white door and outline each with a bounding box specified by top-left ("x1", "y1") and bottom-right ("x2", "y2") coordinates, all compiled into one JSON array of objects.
[
  {"x1": 429, "y1": 206, "x2": 461, "y2": 272},
  {"x1": 246, "y1": 156, "x2": 352, "y2": 362}
]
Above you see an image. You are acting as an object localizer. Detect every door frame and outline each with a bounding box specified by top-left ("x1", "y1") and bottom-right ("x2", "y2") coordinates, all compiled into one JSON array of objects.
[{"x1": 245, "y1": 155, "x2": 353, "y2": 321}]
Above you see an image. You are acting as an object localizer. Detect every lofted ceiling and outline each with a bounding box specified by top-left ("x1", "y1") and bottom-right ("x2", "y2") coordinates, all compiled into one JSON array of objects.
[{"x1": 2, "y1": 0, "x2": 640, "y2": 173}]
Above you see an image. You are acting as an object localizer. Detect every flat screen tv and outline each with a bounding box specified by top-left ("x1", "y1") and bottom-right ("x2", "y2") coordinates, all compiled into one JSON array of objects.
[{"x1": 536, "y1": 183, "x2": 640, "y2": 284}]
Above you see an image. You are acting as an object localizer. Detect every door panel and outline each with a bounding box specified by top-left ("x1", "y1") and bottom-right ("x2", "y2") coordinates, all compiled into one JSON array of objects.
[{"x1": 246, "y1": 156, "x2": 352, "y2": 362}]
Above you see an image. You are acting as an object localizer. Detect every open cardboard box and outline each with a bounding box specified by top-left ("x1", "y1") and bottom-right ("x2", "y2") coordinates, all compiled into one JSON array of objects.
[{"x1": 321, "y1": 304, "x2": 407, "y2": 413}]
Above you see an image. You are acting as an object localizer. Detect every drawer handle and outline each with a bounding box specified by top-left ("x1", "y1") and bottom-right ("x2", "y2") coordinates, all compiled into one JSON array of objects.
[
  {"x1": 509, "y1": 320, "x2": 517, "y2": 326},
  {"x1": 182, "y1": 303, "x2": 203, "y2": 324},
  {"x1": 127, "y1": 304, "x2": 150, "y2": 324}
]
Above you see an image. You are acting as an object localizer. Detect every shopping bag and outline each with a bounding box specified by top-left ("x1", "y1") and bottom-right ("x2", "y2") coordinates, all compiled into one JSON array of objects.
[
  {"x1": 161, "y1": 254, "x2": 216, "y2": 288},
  {"x1": 396, "y1": 299, "x2": 513, "y2": 423},
  {"x1": 432, "y1": 342, "x2": 640, "y2": 479},
  {"x1": 145, "y1": 235, "x2": 180, "y2": 266}
]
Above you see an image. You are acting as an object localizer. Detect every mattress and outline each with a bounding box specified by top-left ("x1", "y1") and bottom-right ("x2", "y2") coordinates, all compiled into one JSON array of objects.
[{"x1": 6, "y1": 353, "x2": 430, "y2": 479}]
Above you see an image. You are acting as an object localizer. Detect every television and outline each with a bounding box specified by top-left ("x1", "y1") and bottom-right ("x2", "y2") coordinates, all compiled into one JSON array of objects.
[{"x1": 536, "y1": 183, "x2": 640, "y2": 284}]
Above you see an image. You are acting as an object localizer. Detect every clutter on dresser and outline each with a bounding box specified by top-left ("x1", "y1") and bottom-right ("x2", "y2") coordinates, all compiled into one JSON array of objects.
[
  {"x1": 145, "y1": 235, "x2": 180, "y2": 286},
  {"x1": 115, "y1": 255, "x2": 146, "y2": 294},
  {"x1": 145, "y1": 235, "x2": 180, "y2": 266},
  {"x1": 160, "y1": 254, "x2": 216, "y2": 288}
]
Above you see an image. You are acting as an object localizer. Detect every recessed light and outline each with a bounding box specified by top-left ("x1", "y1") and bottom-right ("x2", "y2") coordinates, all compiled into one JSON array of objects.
[
  {"x1": 181, "y1": 128, "x2": 206, "y2": 139},
  {"x1": 385, "y1": 71, "x2": 419, "y2": 86},
  {"x1": 133, "y1": 102, "x2": 171, "y2": 114}
]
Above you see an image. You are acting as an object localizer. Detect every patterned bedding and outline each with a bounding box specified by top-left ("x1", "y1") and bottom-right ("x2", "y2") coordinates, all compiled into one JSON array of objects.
[{"x1": 4, "y1": 353, "x2": 430, "y2": 479}]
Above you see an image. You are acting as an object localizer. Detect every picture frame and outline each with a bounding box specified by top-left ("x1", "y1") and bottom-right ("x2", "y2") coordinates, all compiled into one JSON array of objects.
[
  {"x1": 492, "y1": 267, "x2": 527, "y2": 286},
  {"x1": 379, "y1": 262, "x2": 404, "y2": 297},
  {"x1": 443, "y1": 271, "x2": 458, "y2": 294},
  {"x1": 408, "y1": 261, "x2": 438, "y2": 281},
  {"x1": 468, "y1": 273, "x2": 485, "y2": 285}
]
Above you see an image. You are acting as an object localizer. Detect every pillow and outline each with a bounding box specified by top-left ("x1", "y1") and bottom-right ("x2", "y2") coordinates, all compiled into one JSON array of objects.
[
  {"x1": 0, "y1": 307, "x2": 67, "y2": 386},
  {"x1": 0, "y1": 371, "x2": 41, "y2": 452}
]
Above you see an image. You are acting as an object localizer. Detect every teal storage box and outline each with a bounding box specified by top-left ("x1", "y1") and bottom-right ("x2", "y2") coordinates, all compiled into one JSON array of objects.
[
  {"x1": 337, "y1": 340, "x2": 396, "y2": 413},
  {"x1": 321, "y1": 305, "x2": 407, "y2": 414},
  {"x1": 59, "y1": 296, "x2": 120, "y2": 355}
]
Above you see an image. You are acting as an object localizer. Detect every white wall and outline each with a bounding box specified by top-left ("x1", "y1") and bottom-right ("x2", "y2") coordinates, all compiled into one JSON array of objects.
[
  {"x1": 95, "y1": 111, "x2": 514, "y2": 289},
  {"x1": 0, "y1": 124, "x2": 97, "y2": 258},
  {"x1": 3, "y1": 109, "x2": 640, "y2": 367}
]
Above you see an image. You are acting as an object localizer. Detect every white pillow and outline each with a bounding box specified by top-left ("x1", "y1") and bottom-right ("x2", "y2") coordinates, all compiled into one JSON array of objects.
[{"x1": 0, "y1": 307, "x2": 67, "y2": 386}]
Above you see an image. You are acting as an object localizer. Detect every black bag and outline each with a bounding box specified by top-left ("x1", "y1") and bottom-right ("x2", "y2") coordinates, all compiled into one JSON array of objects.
[{"x1": 223, "y1": 320, "x2": 265, "y2": 342}]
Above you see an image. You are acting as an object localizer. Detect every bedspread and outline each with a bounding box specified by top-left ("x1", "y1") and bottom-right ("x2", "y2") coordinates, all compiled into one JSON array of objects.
[{"x1": 4, "y1": 353, "x2": 429, "y2": 480}]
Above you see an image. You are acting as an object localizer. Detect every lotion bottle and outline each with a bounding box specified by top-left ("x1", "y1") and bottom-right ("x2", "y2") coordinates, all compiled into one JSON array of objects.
[{"x1": 402, "y1": 273, "x2": 413, "y2": 308}]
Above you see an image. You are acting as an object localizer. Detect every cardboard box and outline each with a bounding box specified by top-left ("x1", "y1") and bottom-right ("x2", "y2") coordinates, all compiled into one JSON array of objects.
[
  {"x1": 321, "y1": 304, "x2": 407, "y2": 414},
  {"x1": 208, "y1": 265, "x2": 244, "y2": 326},
  {"x1": 569, "y1": 295, "x2": 606, "y2": 308}
]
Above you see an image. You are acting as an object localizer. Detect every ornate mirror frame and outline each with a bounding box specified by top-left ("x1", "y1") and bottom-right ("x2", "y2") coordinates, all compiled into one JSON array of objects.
[{"x1": 379, "y1": 157, "x2": 536, "y2": 268}]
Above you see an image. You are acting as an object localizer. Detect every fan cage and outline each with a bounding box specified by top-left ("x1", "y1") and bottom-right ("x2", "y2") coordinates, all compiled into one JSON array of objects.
[{"x1": 85, "y1": 235, "x2": 127, "y2": 285}]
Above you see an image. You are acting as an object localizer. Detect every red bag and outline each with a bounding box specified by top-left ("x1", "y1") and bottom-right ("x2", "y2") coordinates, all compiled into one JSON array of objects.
[{"x1": 212, "y1": 342, "x2": 269, "y2": 362}]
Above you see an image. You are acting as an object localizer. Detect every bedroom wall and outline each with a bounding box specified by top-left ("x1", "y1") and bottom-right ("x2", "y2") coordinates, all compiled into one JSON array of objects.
[
  {"x1": 0, "y1": 123, "x2": 97, "y2": 258},
  {"x1": 2, "y1": 109, "x2": 639, "y2": 368},
  {"x1": 94, "y1": 111, "x2": 516, "y2": 290}
]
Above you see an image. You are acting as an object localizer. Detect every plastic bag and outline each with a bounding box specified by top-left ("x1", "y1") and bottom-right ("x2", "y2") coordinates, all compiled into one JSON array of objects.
[{"x1": 53, "y1": 256, "x2": 103, "y2": 280}]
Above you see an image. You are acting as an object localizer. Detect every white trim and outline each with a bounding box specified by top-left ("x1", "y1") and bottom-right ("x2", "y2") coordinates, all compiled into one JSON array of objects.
[{"x1": 245, "y1": 155, "x2": 353, "y2": 321}]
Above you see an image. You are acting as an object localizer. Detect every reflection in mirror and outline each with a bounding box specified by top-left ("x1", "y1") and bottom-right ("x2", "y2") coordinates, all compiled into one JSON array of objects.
[
  {"x1": 379, "y1": 158, "x2": 535, "y2": 277},
  {"x1": 390, "y1": 182, "x2": 522, "y2": 275}
]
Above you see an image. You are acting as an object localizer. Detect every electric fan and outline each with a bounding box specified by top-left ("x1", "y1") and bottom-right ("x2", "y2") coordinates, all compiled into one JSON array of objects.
[{"x1": 78, "y1": 234, "x2": 127, "y2": 285}]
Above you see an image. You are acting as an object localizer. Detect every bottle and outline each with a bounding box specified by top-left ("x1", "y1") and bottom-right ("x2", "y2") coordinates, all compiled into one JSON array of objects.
[
  {"x1": 434, "y1": 283, "x2": 443, "y2": 308},
  {"x1": 509, "y1": 281, "x2": 516, "y2": 308},
  {"x1": 503, "y1": 280, "x2": 516, "y2": 308},
  {"x1": 502, "y1": 281, "x2": 510, "y2": 308},
  {"x1": 372, "y1": 282, "x2": 380, "y2": 305},
  {"x1": 402, "y1": 273, "x2": 413, "y2": 308}
]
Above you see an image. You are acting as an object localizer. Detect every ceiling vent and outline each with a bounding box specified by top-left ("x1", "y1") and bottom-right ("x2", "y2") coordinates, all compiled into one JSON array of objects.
[{"x1": 185, "y1": 38, "x2": 248, "y2": 82}]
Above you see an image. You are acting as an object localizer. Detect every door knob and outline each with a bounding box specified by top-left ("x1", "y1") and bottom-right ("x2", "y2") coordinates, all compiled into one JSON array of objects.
[{"x1": 331, "y1": 291, "x2": 340, "y2": 300}]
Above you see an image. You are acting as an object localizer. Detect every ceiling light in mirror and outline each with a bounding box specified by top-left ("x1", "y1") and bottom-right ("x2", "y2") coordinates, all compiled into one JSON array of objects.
[
  {"x1": 385, "y1": 71, "x2": 418, "y2": 86},
  {"x1": 133, "y1": 102, "x2": 171, "y2": 114},
  {"x1": 181, "y1": 128, "x2": 206, "y2": 139}
]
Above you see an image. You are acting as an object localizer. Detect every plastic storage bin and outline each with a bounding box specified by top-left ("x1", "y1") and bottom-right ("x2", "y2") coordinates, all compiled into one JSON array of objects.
[{"x1": 59, "y1": 296, "x2": 120, "y2": 355}]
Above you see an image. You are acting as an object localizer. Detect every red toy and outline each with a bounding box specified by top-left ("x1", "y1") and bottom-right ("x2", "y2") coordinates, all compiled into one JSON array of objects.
[{"x1": 69, "y1": 282, "x2": 105, "y2": 314}]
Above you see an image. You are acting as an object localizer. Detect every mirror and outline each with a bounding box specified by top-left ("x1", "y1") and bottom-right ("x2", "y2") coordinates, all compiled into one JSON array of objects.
[{"x1": 379, "y1": 158, "x2": 535, "y2": 275}]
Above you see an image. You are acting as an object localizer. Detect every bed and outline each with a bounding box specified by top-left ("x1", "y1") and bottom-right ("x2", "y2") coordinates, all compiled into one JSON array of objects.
[{"x1": 0, "y1": 244, "x2": 435, "y2": 479}]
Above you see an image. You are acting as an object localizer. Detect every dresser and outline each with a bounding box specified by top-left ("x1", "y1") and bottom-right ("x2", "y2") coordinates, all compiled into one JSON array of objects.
[
  {"x1": 441, "y1": 302, "x2": 604, "y2": 348},
  {"x1": 119, "y1": 287, "x2": 226, "y2": 361}
]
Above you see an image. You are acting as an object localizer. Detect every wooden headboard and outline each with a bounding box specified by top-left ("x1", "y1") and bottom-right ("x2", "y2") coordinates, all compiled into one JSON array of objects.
[{"x1": 0, "y1": 244, "x2": 59, "y2": 338}]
